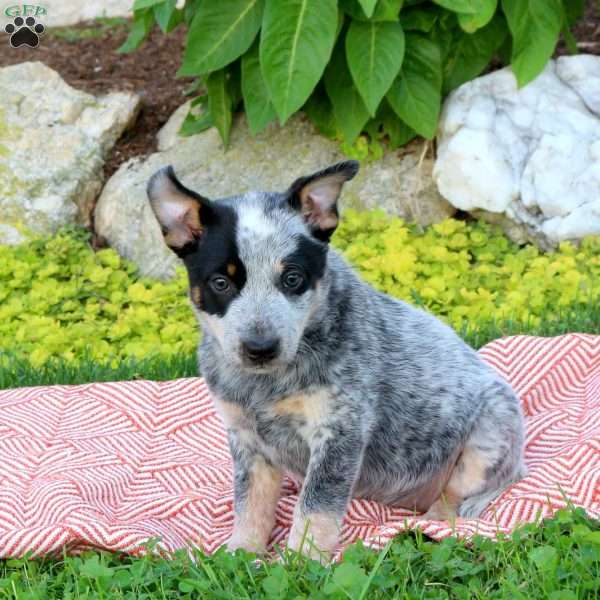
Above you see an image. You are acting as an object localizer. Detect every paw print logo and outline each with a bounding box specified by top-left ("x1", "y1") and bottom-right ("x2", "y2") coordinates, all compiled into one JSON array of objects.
[{"x1": 5, "y1": 16, "x2": 45, "y2": 48}]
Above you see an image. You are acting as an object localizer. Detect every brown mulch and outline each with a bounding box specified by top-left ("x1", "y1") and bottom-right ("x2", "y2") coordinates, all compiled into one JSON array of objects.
[
  {"x1": 557, "y1": 0, "x2": 600, "y2": 56},
  {"x1": 0, "y1": 22, "x2": 192, "y2": 179}
]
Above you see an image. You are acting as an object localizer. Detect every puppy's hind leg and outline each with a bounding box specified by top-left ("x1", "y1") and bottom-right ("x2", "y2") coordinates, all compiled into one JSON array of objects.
[{"x1": 426, "y1": 379, "x2": 527, "y2": 520}]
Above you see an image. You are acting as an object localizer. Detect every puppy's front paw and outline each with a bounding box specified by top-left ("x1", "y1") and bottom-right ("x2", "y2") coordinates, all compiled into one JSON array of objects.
[
  {"x1": 287, "y1": 511, "x2": 340, "y2": 562},
  {"x1": 423, "y1": 497, "x2": 459, "y2": 522},
  {"x1": 226, "y1": 530, "x2": 267, "y2": 555}
]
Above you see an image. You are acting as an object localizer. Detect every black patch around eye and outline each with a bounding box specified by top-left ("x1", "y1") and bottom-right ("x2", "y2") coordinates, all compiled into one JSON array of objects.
[
  {"x1": 183, "y1": 203, "x2": 247, "y2": 317},
  {"x1": 280, "y1": 234, "x2": 327, "y2": 295},
  {"x1": 281, "y1": 267, "x2": 308, "y2": 295}
]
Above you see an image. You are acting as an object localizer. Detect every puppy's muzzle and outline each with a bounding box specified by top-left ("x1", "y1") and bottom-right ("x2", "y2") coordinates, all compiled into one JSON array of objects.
[{"x1": 241, "y1": 336, "x2": 280, "y2": 365}]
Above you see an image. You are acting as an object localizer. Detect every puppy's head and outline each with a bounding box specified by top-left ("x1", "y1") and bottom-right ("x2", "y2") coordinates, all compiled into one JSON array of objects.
[{"x1": 148, "y1": 161, "x2": 358, "y2": 372}]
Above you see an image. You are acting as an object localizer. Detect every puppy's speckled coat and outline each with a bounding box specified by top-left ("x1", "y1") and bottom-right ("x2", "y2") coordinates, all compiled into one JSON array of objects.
[{"x1": 148, "y1": 161, "x2": 526, "y2": 558}]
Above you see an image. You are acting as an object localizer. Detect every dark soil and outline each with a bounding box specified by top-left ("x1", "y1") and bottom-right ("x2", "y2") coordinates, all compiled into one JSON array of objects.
[
  {"x1": 0, "y1": 22, "x2": 193, "y2": 179},
  {"x1": 557, "y1": 0, "x2": 600, "y2": 56}
]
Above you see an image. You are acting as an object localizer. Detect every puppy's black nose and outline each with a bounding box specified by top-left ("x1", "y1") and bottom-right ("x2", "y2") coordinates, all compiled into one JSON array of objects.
[{"x1": 241, "y1": 336, "x2": 280, "y2": 363}]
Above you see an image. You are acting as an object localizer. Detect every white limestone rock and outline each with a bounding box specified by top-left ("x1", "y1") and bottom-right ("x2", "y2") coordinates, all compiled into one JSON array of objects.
[{"x1": 434, "y1": 55, "x2": 600, "y2": 249}]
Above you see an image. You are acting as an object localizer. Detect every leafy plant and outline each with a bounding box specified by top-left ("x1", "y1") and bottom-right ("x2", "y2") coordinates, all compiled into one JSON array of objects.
[
  {"x1": 120, "y1": 0, "x2": 584, "y2": 147},
  {"x1": 334, "y1": 211, "x2": 600, "y2": 330},
  {"x1": 0, "y1": 227, "x2": 196, "y2": 368},
  {"x1": 1, "y1": 220, "x2": 598, "y2": 369}
]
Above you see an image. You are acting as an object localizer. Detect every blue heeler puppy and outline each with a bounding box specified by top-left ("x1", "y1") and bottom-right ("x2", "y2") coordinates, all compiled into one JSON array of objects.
[{"x1": 148, "y1": 161, "x2": 527, "y2": 559}]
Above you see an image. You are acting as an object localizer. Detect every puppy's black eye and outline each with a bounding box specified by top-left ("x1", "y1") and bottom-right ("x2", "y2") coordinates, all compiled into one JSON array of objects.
[
  {"x1": 209, "y1": 275, "x2": 231, "y2": 294},
  {"x1": 282, "y1": 269, "x2": 304, "y2": 291}
]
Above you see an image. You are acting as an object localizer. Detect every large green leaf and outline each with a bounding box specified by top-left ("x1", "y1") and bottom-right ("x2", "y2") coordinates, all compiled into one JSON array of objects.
[
  {"x1": 345, "y1": 20, "x2": 405, "y2": 116},
  {"x1": 458, "y1": 0, "x2": 497, "y2": 33},
  {"x1": 179, "y1": 0, "x2": 264, "y2": 76},
  {"x1": 387, "y1": 34, "x2": 441, "y2": 139},
  {"x1": 117, "y1": 9, "x2": 154, "y2": 53},
  {"x1": 183, "y1": 0, "x2": 202, "y2": 25},
  {"x1": 324, "y1": 39, "x2": 370, "y2": 144},
  {"x1": 380, "y1": 101, "x2": 416, "y2": 148},
  {"x1": 357, "y1": 0, "x2": 378, "y2": 17},
  {"x1": 303, "y1": 89, "x2": 338, "y2": 139},
  {"x1": 442, "y1": 14, "x2": 507, "y2": 93},
  {"x1": 400, "y1": 6, "x2": 438, "y2": 32},
  {"x1": 340, "y1": 0, "x2": 403, "y2": 21},
  {"x1": 372, "y1": 0, "x2": 404, "y2": 21},
  {"x1": 564, "y1": 0, "x2": 585, "y2": 26},
  {"x1": 179, "y1": 96, "x2": 214, "y2": 137},
  {"x1": 133, "y1": 0, "x2": 164, "y2": 9},
  {"x1": 154, "y1": 1, "x2": 180, "y2": 33},
  {"x1": 207, "y1": 70, "x2": 233, "y2": 147},
  {"x1": 260, "y1": 0, "x2": 338, "y2": 123},
  {"x1": 241, "y1": 42, "x2": 277, "y2": 135},
  {"x1": 502, "y1": 0, "x2": 562, "y2": 87},
  {"x1": 227, "y1": 61, "x2": 243, "y2": 109},
  {"x1": 432, "y1": 0, "x2": 484, "y2": 13},
  {"x1": 560, "y1": 0, "x2": 580, "y2": 55}
]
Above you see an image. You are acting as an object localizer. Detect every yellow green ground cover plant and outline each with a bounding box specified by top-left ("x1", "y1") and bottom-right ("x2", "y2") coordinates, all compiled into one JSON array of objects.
[{"x1": 1, "y1": 212, "x2": 599, "y2": 388}]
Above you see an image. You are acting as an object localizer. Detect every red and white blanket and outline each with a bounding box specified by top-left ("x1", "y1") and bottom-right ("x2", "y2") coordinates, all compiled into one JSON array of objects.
[{"x1": 0, "y1": 334, "x2": 598, "y2": 558}]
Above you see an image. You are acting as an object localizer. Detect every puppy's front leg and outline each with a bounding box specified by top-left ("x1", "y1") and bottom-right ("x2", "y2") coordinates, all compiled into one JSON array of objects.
[
  {"x1": 288, "y1": 425, "x2": 363, "y2": 560},
  {"x1": 227, "y1": 429, "x2": 283, "y2": 554}
]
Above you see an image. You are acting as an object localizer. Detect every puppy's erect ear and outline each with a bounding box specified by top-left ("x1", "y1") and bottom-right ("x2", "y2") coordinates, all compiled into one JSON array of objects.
[
  {"x1": 287, "y1": 161, "x2": 359, "y2": 242},
  {"x1": 147, "y1": 166, "x2": 212, "y2": 255}
]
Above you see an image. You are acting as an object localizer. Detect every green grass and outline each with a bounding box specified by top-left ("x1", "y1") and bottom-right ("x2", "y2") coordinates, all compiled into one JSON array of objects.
[
  {"x1": 48, "y1": 17, "x2": 129, "y2": 42},
  {"x1": 455, "y1": 303, "x2": 600, "y2": 349},
  {"x1": 0, "y1": 352, "x2": 198, "y2": 390},
  {"x1": 0, "y1": 508, "x2": 597, "y2": 599}
]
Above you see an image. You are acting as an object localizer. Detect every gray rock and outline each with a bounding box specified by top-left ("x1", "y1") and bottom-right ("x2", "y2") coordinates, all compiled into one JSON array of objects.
[
  {"x1": 0, "y1": 224, "x2": 26, "y2": 245},
  {"x1": 434, "y1": 55, "x2": 600, "y2": 249},
  {"x1": 96, "y1": 108, "x2": 454, "y2": 279},
  {"x1": 0, "y1": 61, "x2": 140, "y2": 241},
  {"x1": 156, "y1": 101, "x2": 191, "y2": 152}
]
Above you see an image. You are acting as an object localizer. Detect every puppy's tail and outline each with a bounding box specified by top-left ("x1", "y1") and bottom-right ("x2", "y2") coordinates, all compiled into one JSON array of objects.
[{"x1": 458, "y1": 464, "x2": 528, "y2": 518}]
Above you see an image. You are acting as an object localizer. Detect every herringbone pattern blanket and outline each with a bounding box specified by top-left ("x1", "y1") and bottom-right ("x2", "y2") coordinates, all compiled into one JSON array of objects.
[{"x1": 0, "y1": 334, "x2": 598, "y2": 557}]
